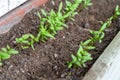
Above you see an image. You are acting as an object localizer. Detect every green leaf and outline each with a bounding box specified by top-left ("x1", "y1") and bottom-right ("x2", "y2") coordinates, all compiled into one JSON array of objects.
[
  {"x1": 82, "y1": 63, "x2": 86, "y2": 67},
  {"x1": 21, "y1": 46, "x2": 29, "y2": 49},
  {"x1": 82, "y1": 56, "x2": 92, "y2": 61},
  {"x1": 21, "y1": 40, "x2": 29, "y2": 44},
  {"x1": 0, "y1": 53, "x2": 11, "y2": 60},
  {"x1": 79, "y1": 45, "x2": 84, "y2": 52},
  {"x1": 0, "y1": 62, "x2": 2, "y2": 66},
  {"x1": 45, "y1": 32, "x2": 55, "y2": 39},
  {"x1": 37, "y1": 12, "x2": 41, "y2": 19},
  {"x1": 31, "y1": 44, "x2": 35, "y2": 50},
  {"x1": 76, "y1": 61, "x2": 81, "y2": 67},
  {"x1": 22, "y1": 34, "x2": 31, "y2": 40},
  {"x1": 85, "y1": 46, "x2": 96, "y2": 50},
  {"x1": 77, "y1": 52, "x2": 82, "y2": 58},
  {"x1": 41, "y1": 9, "x2": 47, "y2": 17},
  {"x1": 71, "y1": 54, "x2": 77, "y2": 62},
  {"x1": 100, "y1": 32, "x2": 105, "y2": 40},
  {"x1": 15, "y1": 38, "x2": 23, "y2": 42},
  {"x1": 55, "y1": 26, "x2": 64, "y2": 31},
  {"x1": 7, "y1": 45, "x2": 10, "y2": 50},
  {"x1": 82, "y1": 51, "x2": 91, "y2": 56},
  {"x1": 76, "y1": 0, "x2": 82, "y2": 4},
  {"x1": 81, "y1": 59, "x2": 87, "y2": 63},
  {"x1": 1, "y1": 48, "x2": 7, "y2": 52},
  {"x1": 68, "y1": 62, "x2": 73, "y2": 68},
  {"x1": 66, "y1": 1, "x2": 72, "y2": 7},
  {"x1": 100, "y1": 22, "x2": 108, "y2": 32},
  {"x1": 58, "y1": 2, "x2": 63, "y2": 12},
  {"x1": 8, "y1": 49, "x2": 19, "y2": 54},
  {"x1": 82, "y1": 39, "x2": 92, "y2": 46},
  {"x1": 115, "y1": 5, "x2": 119, "y2": 12}
]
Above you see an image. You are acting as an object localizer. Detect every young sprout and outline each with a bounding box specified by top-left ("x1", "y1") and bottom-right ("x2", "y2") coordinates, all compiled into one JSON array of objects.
[
  {"x1": 90, "y1": 30, "x2": 105, "y2": 43},
  {"x1": 39, "y1": 2, "x2": 67, "y2": 35},
  {"x1": 0, "y1": 45, "x2": 19, "y2": 66},
  {"x1": 16, "y1": 34, "x2": 37, "y2": 50},
  {"x1": 82, "y1": 0, "x2": 92, "y2": 9},
  {"x1": 36, "y1": 2, "x2": 67, "y2": 42},
  {"x1": 48, "y1": 2, "x2": 67, "y2": 33},
  {"x1": 113, "y1": 5, "x2": 120, "y2": 19},
  {"x1": 81, "y1": 39, "x2": 95, "y2": 50},
  {"x1": 68, "y1": 45, "x2": 92, "y2": 68},
  {"x1": 64, "y1": 0, "x2": 83, "y2": 19},
  {"x1": 37, "y1": 25, "x2": 55, "y2": 42}
]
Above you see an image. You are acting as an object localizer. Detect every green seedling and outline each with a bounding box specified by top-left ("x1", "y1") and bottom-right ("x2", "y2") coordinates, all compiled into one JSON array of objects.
[
  {"x1": 100, "y1": 20, "x2": 111, "y2": 32},
  {"x1": 68, "y1": 45, "x2": 92, "y2": 68},
  {"x1": 82, "y1": 0, "x2": 92, "y2": 9},
  {"x1": 16, "y1": 34, "x2": 37, "y2": 50},
  {"x1": 64, "y1": 0, "x2": 92, "y2": 19},
  {"x1": 0, "y1": 45, "x2": 19, "y2": 66},
  {"x1": 90, "y1": 30, "x2": 105, "y2": 43},
  {"x1": 113, "y1": 5, "x2": 120, "y2": 19},
  {"x1": 90, "y1": 16, "x2": 113, "y2": 44},
  {"x1": 81, "y1": 39, "x2": 96, "y2": 50},
  {"x1": 64, "y1": 0, "x2": 83, "y2": 19},
  {"x1": 37, "y1": 25, "x2": 55, "y2": 42},
  {"x1": 38, "y1": 2, "x2": 67, "y2": 35}
]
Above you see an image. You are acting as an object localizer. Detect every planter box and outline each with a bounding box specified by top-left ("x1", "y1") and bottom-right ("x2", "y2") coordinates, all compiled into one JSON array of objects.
[{"x1": 0, "y1": 0, "x2": 48, "y2": 34}]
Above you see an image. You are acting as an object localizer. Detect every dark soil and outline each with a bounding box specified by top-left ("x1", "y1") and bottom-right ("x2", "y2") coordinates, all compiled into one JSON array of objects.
[{"x1": 0, "y1": 0, "x2": 120, "y2": 80}]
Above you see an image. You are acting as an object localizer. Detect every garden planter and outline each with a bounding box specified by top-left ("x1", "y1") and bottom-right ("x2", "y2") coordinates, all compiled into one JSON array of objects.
[
  {"x1": 0, "y1": 0, "x2": 120, "y2": 80},
  {"x1": 0, "y1": 0, "x2": 48, "y2": 34}
]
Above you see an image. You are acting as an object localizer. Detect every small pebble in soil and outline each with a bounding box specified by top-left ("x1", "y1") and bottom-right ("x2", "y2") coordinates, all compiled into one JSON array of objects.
[
  {"x1": 20, "y1": 68, "x2": 25, "y2": 73},
  {"x1": 53, "y1": 65, "x2": 57, "y2": 70},
  {"x1": 8, "y1": 65, "x2": 13, "y2": 70},
  {"x1": 63, "y1": 36, "x2": 65, "y2": 39},
  {"x1": 84, "y1": 22, "x2": 90, "y2": 28},
  {"x1": 16, "y1": 70, "x2": 20, "y2": 74},
  {"x1": 54, "y1": 53, "x2": 58, "y2": 58},
  {"x1": 60, "y1": 73, "x2": 67, "y2": 78}
]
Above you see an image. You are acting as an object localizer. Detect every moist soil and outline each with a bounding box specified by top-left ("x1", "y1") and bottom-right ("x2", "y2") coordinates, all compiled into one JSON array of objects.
[{"x1": 0, "y1": 0, "x2": 120, "y2": 80}]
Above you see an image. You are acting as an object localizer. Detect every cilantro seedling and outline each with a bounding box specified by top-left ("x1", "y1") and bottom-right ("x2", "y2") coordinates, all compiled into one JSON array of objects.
[
  {"x1": 81, "y1": 39, "x2": 95, "y2": 50},
  {"x1": 113, "y1": 5, "x2": 120, "y2": 19},
  {"x1": 36, "y1": 25, "x2": 55, "y2": 42},
  {"x1": 0, "y1": 45, "x2": 19, "y2": 66},
  {"x1": 82, "y1": 0, "x2": 92, "y2": 9},
  {"x1": 38, "y1": 2, "x2": 66, "y2": 35},
  {"x1": 68, "y1": 45, "x2": 92, "y2": 68},
  {"x1": 64, "y1": 0, "x2": 83, "y2": 19},
  {"x1": 16, "y1": 34, "x2": 37, "y2": 50},
  {"x1": 90, "y1": 30, "x2": 105, "y2": 43},
  {"x1": 64, "y1": 0, "x2": 92, "y2": 19}
]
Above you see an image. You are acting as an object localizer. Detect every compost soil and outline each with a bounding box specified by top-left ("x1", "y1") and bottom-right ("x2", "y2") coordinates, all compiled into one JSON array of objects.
[{"x1": 0, "y1": 0, "x2": 120, "y2": 80}]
